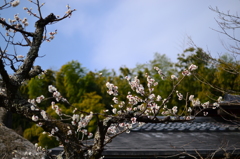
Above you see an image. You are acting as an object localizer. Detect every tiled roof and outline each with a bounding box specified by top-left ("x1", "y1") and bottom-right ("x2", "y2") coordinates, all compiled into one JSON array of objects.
[
  {"x1": 131, "y1": 117, "x2": 240, "y2": 132},
  {"x1": 103, "y1": 117, "x2": 240, "y2": 158},
  {"x1": 223, "y1": 94, "x2": 240, "y2": 103},
  {"x1": 49, "y1": 117, "x2": 240, "y2": 158}
]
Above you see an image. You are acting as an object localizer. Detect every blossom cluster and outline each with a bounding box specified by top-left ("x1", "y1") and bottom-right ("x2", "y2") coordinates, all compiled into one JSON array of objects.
[
  {"x1": 4, "y1": 13, "x2": 29, "y2": 35},
  {"x1": 106, "y1": 82, "x2": 118, "y2": 96},
  {"x1": 182, "y1": 64, "x2": 198, "y2": 76},
  {"x1": 126, "y1": 76, "x2": 145, "y2": 95},
  {"x1": 51, "y1": 101, "x2": 62, "y2": 116},
  {"x1": 48, "y1": 85, "x2": 67, "y2": 102},
  {"x1": 71, "y1": 112, "x2": 93, "y2": 138},
  {"x1": 154, "y1": 66, "x2": 166, "y2": 80}
]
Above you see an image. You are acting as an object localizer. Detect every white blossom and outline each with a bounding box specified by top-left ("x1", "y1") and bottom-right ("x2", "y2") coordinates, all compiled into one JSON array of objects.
[
  {"x1": 156, "y1": 95, "x2": 162, "y2": 101},
  {"x1": 189, "y1": 95, "x2": 194, "y2": 101},
  {"x1": 176, "y1": 91, "x2": 183, "y2": 100},
  {"x1": 32, "y1": 115, "x2": 38, "y2": 121},
  {"x1": 203, "y1": 111, "x2": 208, "y2": 116},
  {"x1": 188, "y1": 107, "x2": 192, "y2": 112},
  {"x1": 217, "y1": 96, "x2": 222, "y2": 103},
  {"x1": 192, "y1": 98, "x2": 201, "y2": 107},
  {"x1": 202, "y1": 101, "x2": 209, "y2": 108},
  {"x1": 182, "y1": 69, "x2": 191, "y2": 76},
  {"x1": 72, "y1": 114, "x2": 80, "y2": 122},
  {"x1": 17, "y1": 55, "x2": 24, "y2": 59},
  {"x1": 67, "y1": 130, "x2": 72, "y2": 135},
  {"x1": 172, "y1": 106, "x2": 178, "y2": 114},
  {"x1": 131, "y1": 117, "x2": 137, "y2": 124},
  {"x1": 171, "y1": 75, "x2": 178, "y2": 80},
  {"x1": 11, "y1": 0, "x2": 20, "y2": 7},
  {"x1": 40, "y1": 110, "x2": 48, "y2": 120},
  {"x1": 212, "y1": 102, "x2": 219, "y2": 109},
  {"x1": 188, "y1": 64, "x2": 198, "y2": 71},
  {"x1": 30, "y1": 105, "x2": 35, "y2": 110},
  {"x1": 36, "y1": 95, "x2": 44, "y2": 103},
  {"x1": 88, "y1": 133, "x2": 93, "y2": 138},
  {"x1": 48, "y1": 85, "x2": 57, "y2": 92},
  {"x1": 112, "y1": 108, "x2": 117, "y2": 114}
]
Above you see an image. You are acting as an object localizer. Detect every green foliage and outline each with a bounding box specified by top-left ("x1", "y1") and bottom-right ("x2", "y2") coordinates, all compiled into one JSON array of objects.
[
  {"x1": 213, "y1": 54, "x2": 240, "y2": 94},
  {"x1": 176, "y1": 47, "x2": 214, "y2": 103},
  {"x1": 23, "y1": 124, "x2": 59, "y2": 149},
  {"x1": 28, "y1": 69, "x2": 56, "y2": 99},
  {"x1": 38, "y1": 133, "x2": 59, "y2": 149},
  {"x1": 56, "y1": 61, "x2": 87, "y2": 104},
  {"x1": 133, "y1": 53, "x2": 175, "y2": 76}
]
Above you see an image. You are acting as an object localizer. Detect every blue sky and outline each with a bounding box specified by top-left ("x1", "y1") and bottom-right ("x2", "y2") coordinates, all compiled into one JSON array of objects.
[{"x1": 1, "y1": 0, "x2": 240, "y2": 73}]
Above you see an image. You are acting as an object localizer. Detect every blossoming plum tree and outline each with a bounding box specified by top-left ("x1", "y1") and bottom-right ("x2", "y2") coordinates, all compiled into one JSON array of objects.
[{"x1": 0, "y1": 1, "x2": 220, "y2": 159}]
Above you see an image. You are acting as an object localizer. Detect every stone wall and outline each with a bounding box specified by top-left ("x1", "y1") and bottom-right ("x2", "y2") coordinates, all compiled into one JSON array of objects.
[{"x1": 0, "y1": 108, "x2": 44, "y2": 158}]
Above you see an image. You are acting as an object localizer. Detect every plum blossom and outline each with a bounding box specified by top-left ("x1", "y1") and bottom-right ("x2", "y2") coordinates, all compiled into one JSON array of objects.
[
  {"x1": 22, "y1": 17, "x2": 29, "y2": 27},
  {"x1": 192, "y1": 98, "x2": 201, "y2": 107},
  {"x1": 172, "y1": 106, "x2": 178, "y2": 114},
  {"x1": 176, "y1": 91, "x2": 183, "y2": 100},
  {"x1": 53, "y1": 91, "x2": 61, "y2": 101},
  {"x1": 131, "y1": 117, "x2": 137, "y2": 124},
  {"x1": 106, "y1": 82, "x2": 118, "y2": 96},
  {"x1": 14, "y1": 14, "x2": 19, "y2": 20},
  {"x1": 126, "y1": 107, "x2": 132, "y2": 112},
  {"x1": 107, "y1": 126, "x2": 117, "y2": 134},
  {"x1": 77, "y1": 113, "x2": 93, "y2": 131},
  {"x1": 103, "y1": 109, "x2": 109, "y2": 113},
  {"x1": 185, "y1": 116, "x2": 192, "y2": 120},
  {"x1": 189, "y1": 95, "x2": 194, "y2": 101},
  {"x1": 154, "y1": 66, "x2": 165, "y2": 79},
  {"x1": 32, "y1": 115, "x2": 38, "y2": 121},
  {"x1": 202, "y1": 101, "x2": 209, "y2": 109},
  {"x1": 11, "y1": 0, "x2": 20, "y2": 7},
  {"x1": 72, "y1": 114, "x2": 80, "y2": 122},
  {"x1": 188, "y1": 64, "x2": 198, "y2": 71},
  {"x1": 212, "y1": 102, "x2": 219, "y2": 109},
  {"x1": 17, "y1": 55, "x2": 24, "y2": 59},
  {"x1": 37, "y1": 122, "x2": 43, "y2": 127},
  {"x1": 30, "y1": 105, "x2": 35, "y2": 110},
  {"x1": 40, "y1": 110, "x2": 48, "y2": 120},
  {"x1": 36, "y1": 95, "x2": 44, "y2": 103},
  {"x1": 112, "y1": 108, "x2": 117, "y2": 114},
  {"x1": 127, "y1": 76, "x2": 145, "y2": 95},
  {"x1": 51, "y1": 102, "x2": 61, "y2": 116},
  {"x1": 112, "y1": 97, "x2": 118, "y2": 104},
  {"x1": 162, "y1": 98, "x2": 168, "y2": 104},
  {"x1": 203, "y1": 111, "x2": 208, "y2": 116},
  {"x1": 217, "y1": 96, "x2": 222, "y2": 103},
  {"x1": 182, "y1": 69, "x2": 191, "y2": 76},
  {"x1": 148, "y1": 94, "x2": 155, "y2": 100},
  {"x1": 171, "y1": 75, "x2": 178, "y2": 80},
  {"x1": 188, "y1": 107, "x2": 192, "y2": 112},
  {"x1": 88, "y1": 133, "x2": 93, "y2": 138},
  {"x1": 150, "y1": 103, "x2": 160, "y2": 114},
  {"x1": 67, "y1": 130, "x2": 72, "y2": 135},
  {"x1": 48, "y1": 85, "x2": 57, "y2": 92},
  {"x1": 119, "y1": 123, "x2": 125, "y2": 127},
  {"x1": 156, "y1": 95, "x2": 162, "y2": 101},
  {"x1": 55, "y1": 107, "x2": 62, "y2": 116}
]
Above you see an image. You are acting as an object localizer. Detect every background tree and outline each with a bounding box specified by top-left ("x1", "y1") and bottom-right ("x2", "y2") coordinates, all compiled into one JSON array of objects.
[{"x1": 56, "y1": 61, "x2": 87, "y2": 104}]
